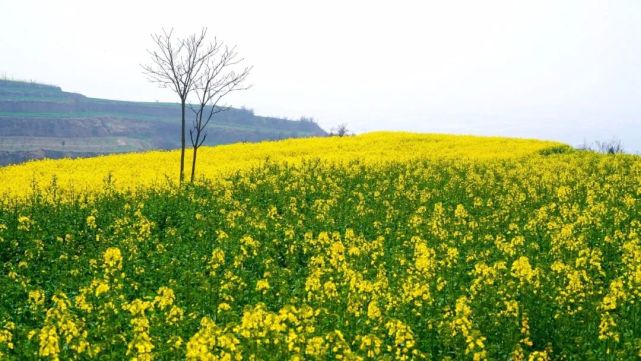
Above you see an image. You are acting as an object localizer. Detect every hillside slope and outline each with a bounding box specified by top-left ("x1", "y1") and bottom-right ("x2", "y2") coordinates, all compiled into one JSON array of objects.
[{"x1": 0, "y1": 79, "x2": 326, "y2": 165}]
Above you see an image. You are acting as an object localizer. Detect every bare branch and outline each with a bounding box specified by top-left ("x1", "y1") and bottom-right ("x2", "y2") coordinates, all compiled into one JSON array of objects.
[
  {"x1": 142, "y1": 27, "x2": 231, "y2": 183},
  {"x1": 143, "y1": 28, "x2": 251, "y2": 182},
  {"x1": 187, "y1": 39, "x2": 252, "y2": 181}
]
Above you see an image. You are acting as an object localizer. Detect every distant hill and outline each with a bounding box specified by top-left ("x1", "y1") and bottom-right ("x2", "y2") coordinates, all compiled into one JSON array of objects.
[{"x1": 0, "y1": 79, "x2": 326, "y2": 165}]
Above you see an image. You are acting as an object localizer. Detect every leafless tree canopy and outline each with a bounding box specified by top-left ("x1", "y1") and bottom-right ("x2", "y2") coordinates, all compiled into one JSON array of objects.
[
  {"x1": 577, "y1": 138, "x2": 625, "y2": 154},
  {"x1": 141, "y1": 28, "x2": 225, "y2": 182},
  {"x1": 142, "y1": 28, "x2": 221, "y2": 102},
  {"x1": 189, "y1": 42, "x2": 252, "y2": 182},
  {"x1": 331, "y1": 123, "x2": 350, "y2": 137}
]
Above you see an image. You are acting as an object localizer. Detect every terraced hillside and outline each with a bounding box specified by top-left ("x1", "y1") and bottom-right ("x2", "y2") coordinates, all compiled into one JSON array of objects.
[{"x1": 0, "y1": 79, "x2": 326, "y2": 165}]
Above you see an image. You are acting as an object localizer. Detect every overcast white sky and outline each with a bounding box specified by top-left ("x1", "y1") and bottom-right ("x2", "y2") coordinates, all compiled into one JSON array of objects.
[{"x1": 2, "y1": 0, "x2": 641, "y2": 151}]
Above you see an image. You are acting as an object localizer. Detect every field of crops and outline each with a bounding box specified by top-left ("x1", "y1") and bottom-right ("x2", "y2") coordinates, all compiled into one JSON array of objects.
[{"x1": 1, "y1": 132, "x2": 641, "y2": 360}]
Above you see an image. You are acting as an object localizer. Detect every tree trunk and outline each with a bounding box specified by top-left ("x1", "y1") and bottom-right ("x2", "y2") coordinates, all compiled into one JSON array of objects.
[
  {"x1": 190, "y1": 146, "x2": 198, "y2": 182},
  {"x1": 180, "y1": 101, "x2": 186, "y2": 182}
]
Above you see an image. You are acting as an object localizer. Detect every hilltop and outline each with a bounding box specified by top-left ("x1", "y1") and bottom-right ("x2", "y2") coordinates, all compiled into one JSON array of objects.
[{"x1": 0, "y1": 79, "x2": 326, "y2": 165}]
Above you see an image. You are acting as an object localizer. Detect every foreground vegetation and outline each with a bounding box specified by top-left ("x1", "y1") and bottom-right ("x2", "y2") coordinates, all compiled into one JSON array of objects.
[{"x1": 1, "y1": 133, "x2": 640, "y2": 360}]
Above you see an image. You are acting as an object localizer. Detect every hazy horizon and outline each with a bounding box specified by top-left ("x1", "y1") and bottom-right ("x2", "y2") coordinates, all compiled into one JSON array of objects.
[{"x1": 2, "y1": 0, "x2": 640, "y2": 152}]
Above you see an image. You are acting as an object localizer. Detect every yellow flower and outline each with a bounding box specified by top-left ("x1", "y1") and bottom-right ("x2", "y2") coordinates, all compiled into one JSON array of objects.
[
  {"x1": 256, "y1": 279, "x2": 270, "y2": 293},
  {"x1": 359, "y1": 334, "x2": 382, "y2": 357},
  {"x1": 17, "y1": 216, "x2": 31, "y2": 231},
  {"x1": 86, "y1": 215, "x2": 97, "y2": 229},
  {"x1": 528, "y1": 350, "x2": 550, "y2": 361},
  {"x1": 153, "y1": 287, "x2": 175, "y2": 310},
  {"x1": 186, "y1": 317, "x2": 239, "y2": 360},
  {"x1": 366, "y1": 300, "x2": 382, "y2": 320},
  {"x1": 103, "y1": 247, "x2": 123, "y2": 270},
  {"x1": 414, "y1": 241, "x2": 435, "y2": 274},
  {"x1": 305, "y1": 336, "x2": 327, "y2": 357},
  {"x1": 38, "y1": 325, "x2": 60, "y2": 360},
  {"x1": 511, "y1": 256, "x2": 538, "y2": 286},
  {"x1": 210, "y1": 248, "x2": 226, "y2": 272},
  {"x1": 166, "y1": 305, "x2": 184, "y2": 324},
  {"x1": 0, "y1": 322, "x2": 15, "y2": 357},
  {"x1": 94, "y1": 280, "x2": 110, "y2": 297},
  {"x1": 28, "y1": 289, "x2": 45, "y2": 307}
]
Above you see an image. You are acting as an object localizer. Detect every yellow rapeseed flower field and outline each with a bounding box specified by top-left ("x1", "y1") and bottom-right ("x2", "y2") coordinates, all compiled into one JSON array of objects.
[
  {"x1": 0, "y1": 132, "x2": 562, "y2": 200},
  {"x1": 1, "y1": 132, "x2": 641, "y2": 360}
]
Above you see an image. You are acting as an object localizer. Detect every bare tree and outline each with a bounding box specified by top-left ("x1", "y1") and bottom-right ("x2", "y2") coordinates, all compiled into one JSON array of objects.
[
  {"x1": 331, "y1": 123, "x2": 350, "y2": 137},
  {"x1": 596, "y1": 139, "x2": 624, "y2": 154},
  {"x1": 189, "y1": 43, "x2": 251, "y2": 182},
  {"x1": 577, "y1": 138, "x2": 625, "y2": 154},
  {"x1": 142, "y1": 28, "x2": 218, "y2": 182}
]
